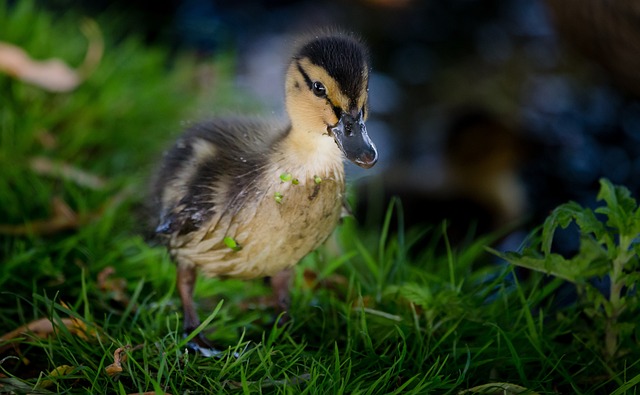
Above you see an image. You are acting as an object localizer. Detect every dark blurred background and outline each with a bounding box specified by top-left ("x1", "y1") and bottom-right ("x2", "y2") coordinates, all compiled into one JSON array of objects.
[{"x1": 36, "y1": 0, "x2": 640, "y2": 247}]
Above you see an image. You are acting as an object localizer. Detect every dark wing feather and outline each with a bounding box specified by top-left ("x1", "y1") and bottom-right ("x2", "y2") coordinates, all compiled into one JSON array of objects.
[{"x1": 151, "y1": 117, "x2": 289, "y2": 238}]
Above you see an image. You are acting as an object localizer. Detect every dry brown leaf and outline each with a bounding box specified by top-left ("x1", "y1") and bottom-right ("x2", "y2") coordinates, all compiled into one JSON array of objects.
[
  {"x1": 352, "y1": 295, "x2": 374, "y2": 308},
  {"x1": 0, "y1": 42, "x2": 80, "y2": 91},
  {"x1": 0, "y1": 186, "x2": 133, "y2": 236},
  {"x1": 0, "y1": 197, "x2": 79, "y2": 236},
  {"x1": 59, "y1": 301, "x2": 99, "y2": 341},
  {"x1": 0, "y1": 312, "x2": 99, "y2": 354},
  {"x1": 30, "y1": 156, "x2": 107, "y2": 190},
  {"x1": 77, "y1": 18, "x2": 103, "y2": 78},
  {"x1": 0, "y1": 19, "x2": 102, "y2": 92},
  {"x1": 104, "y1": 348, "x2": 125, "y2": 377},
  {"x1": 35, "y1": 130, "x2": 58, "y2": 149},
  {"x1": 302, "y1": 268, "x2": 349, "y2": 304},
  {"x1": 97, "y1": 267, "x2": 130, "y2": 306},
  {"x1": 0, "y1": 317, "x2": 73, "y2": 354},
  {"x1": 38, "y1": 365, "x2": 76, "y2": 389},
  {"x1": 105, "y1": 344, "x2": 143, "y2": 377},
  {"x1": 68, "y1": 317, "x2": 94, "y2": 341},
  {"x1": 303, "y1": 268, "x2": 348, "y2": 290}
]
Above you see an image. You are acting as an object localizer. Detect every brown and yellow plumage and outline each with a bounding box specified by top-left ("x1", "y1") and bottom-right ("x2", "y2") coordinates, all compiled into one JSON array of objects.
[{"x1": 151, "y1": 31, "x2": 377, "y2": 350}]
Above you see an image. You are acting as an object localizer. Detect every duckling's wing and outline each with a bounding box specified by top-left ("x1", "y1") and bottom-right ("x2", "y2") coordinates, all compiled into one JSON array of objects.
[{"x1": 153, "y1": 117, "x2": 287, "y2": 238}]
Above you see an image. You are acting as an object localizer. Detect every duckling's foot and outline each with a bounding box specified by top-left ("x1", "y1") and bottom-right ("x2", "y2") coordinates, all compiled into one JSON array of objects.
[
  {"x1": 186, "y1": 342, "x2": 225, "y2": 358},
  {"x1": 270, "y1": 269, "x2": 292, "y2": 327},
  {"x1": 183, "y1": 332, "x2": 225, "y2": 358}
]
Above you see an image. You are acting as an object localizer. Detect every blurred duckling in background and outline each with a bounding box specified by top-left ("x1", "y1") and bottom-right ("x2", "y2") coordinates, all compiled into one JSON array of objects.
[{"x1": 151, "y1": 32, "x2": 377, "y2": 351}]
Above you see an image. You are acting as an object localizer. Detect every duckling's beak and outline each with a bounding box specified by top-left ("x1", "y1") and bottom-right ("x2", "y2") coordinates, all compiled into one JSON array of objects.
[{"x1": 330, "y1": 111, "x2": 378, "y2": 168}]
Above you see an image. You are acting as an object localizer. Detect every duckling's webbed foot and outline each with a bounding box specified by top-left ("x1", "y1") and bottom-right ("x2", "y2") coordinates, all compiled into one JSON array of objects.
[
  {"x1": 184, "y1": 333, "x2": 226, "y2": 358},
  {"x1": 270, "y1": 268, "x2": 293, "y2": 327}
]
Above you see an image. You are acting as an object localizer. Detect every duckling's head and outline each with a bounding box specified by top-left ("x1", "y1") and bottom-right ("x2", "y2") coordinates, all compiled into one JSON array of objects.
[{"x1": 285, "y1": 33, "x2": 378, "y2": 169}]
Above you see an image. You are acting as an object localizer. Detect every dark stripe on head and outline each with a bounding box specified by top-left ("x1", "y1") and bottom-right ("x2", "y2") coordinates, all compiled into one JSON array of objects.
[
  {"x1": 297, "y1": 58, "x2": 344, "y2": 122},
  {"x1": 296, "y1": 61, "x2": 313, "y2": 90},
  {"x1": 295, "y1": 34, "x2": 369, "y2": 102},
  {"x1": 332, "y1": 105, "x2": 342, "y2": 120}
]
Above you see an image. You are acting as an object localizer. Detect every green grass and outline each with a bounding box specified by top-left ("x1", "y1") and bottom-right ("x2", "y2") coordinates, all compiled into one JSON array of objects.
[{"x1": 1, "y1": 2, "x2": 639, "y2": 394}]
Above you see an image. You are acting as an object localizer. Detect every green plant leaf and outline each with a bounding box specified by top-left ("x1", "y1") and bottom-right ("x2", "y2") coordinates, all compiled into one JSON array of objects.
[
  {"x1": 596, "y1": 178, "x2": 639, "y2": 236},
  {"x1": 494, "y1": 237, "x2": 608, "y2": 284},
  {"x1": 541, "y1": 201, "x2": 604, "y2": 254}
]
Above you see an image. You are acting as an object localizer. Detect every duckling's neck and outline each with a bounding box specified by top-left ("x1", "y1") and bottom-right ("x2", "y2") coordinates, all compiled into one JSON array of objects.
[
  {"x1": 276, "y1": 124, "x2": 344, "y2": 179},
  {"x1": 280, "y1": 59, "x2": 345, "y2": 176}
]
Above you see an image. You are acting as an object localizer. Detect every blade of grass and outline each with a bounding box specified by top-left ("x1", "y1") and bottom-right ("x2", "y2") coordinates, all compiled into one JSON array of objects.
[
  {"x1": 512, "y1": 273, "x2": 540, "y2": 345},
  {"x1": 442, "y1": 221, "x2": 456, "y2": 289},
  {"x1": 610, "y1": 372, "x2": 640, "y2": 395},
  {"x1": 117, "y1": 278, "x2": 145, "y2": 328},
  {"x1": 175, "y1": 300, "x2": 223, "y2": 350}
]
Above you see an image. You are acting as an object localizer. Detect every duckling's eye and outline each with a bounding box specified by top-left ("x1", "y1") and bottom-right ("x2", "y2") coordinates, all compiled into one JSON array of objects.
[{"x1": 312, "y1": 81, "x2": 326, "y2": 97}]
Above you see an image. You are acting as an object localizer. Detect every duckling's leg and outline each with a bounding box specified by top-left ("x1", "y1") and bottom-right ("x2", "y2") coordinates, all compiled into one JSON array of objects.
[
  {"x1": 270, "y1": 268, "x2": 292, "y2": 326},
  {"x1": 177, "y1": 262, "x2": 214, "y2": 349}
]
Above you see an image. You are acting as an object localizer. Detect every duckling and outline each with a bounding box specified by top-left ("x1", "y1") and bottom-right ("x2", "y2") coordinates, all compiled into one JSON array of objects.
[{"x1": 151, "y1": 32, "x2": 377, "y2": 349}]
